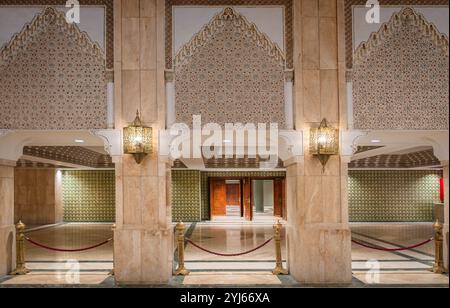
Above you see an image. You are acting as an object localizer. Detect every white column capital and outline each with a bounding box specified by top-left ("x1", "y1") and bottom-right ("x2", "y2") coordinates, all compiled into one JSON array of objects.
[
  {"x1": 284, "y1": 69, "x2": 294, "y2": 82},
  {"x1": 283, "y1": 155, "x2": 303, "y2": 168},
  {"x1": 340, "y1": 130, "x2": 368, "y2": 156},
  {"x1": 90, "y1": 129, "x2": 122, "y2": 157},
  {"x1": 164, "y1": 69, "x2": 175, "y2": 82}
]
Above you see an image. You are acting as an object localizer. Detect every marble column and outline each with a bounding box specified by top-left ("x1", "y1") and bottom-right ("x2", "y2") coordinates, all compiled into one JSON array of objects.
[
  {"x1": 113, "y1": 155, "x2": 172, "y2": 284},
  {"x1": 14, "y1": 169, "x2": 62, "y2": 225},
  {"x1": 284, "y1": 70, "x2": 294, "y2": 130},
  {"x1": 0, "y1": 160, "x2": 16, "y2": 277},
  {"x1": 113, "y1": 0, "x2": 171, "y2": 284},
  {"x1": 165, "y1": 70, "x2": 175, "y2": 127},
  {"x1": 442, "y1": 161, "x2": 449, "y2": 270},
  {"x1": 286, "y1": 0, "x2": 352, "y2": 283}
]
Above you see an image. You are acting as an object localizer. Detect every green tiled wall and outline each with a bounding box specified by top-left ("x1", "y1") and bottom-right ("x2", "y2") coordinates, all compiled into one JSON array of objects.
[
  {"x1": 172, "y1": 170, "x2": 202, "y2": 222},
  {"x1": 62, "y1": 170, "x2": 115, "y2": 222},
  {"x1": 349, "y1": 170, "x2": 442, "y2": 222}
]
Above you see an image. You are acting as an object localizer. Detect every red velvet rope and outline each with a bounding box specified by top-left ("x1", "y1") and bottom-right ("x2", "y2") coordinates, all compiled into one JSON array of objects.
[
  {"x1": 186, "y1": 237, "x2": 273, "y2": 257},
  {"x1": 351, "y1": 238, "x2": 433, "y2": 252},
  {"x1": 25, "y1": 237, "x2": 113, "y2": 253}
]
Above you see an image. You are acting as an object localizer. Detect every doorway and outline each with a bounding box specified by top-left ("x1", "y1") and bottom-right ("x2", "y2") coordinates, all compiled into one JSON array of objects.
[
  {"x1": 209, "y1": 177, "x2": 286, "y2": 221},
  {"x1": 253, "y1": 180, "x2": 274, "y2": 217}
]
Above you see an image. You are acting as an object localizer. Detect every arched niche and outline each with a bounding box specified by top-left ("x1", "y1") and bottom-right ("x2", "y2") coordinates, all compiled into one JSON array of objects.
[
  {"x1": 173, "y1": 7, "x2": 287, "y2": 128},
  {"x1": 0, "y1": 7, "x2": 107, "y2": 130},
  {"x1": 352, "y1": 7, "x2": 449, "y2": 130}
]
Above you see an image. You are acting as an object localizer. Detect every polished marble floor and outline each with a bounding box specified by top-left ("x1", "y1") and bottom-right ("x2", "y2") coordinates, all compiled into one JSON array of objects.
[{"x1": 0, "y1": 222, "x2": 448, "y2": 287}]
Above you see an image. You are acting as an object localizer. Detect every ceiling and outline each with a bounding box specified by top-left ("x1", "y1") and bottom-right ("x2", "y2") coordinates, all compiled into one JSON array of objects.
[
  {"x1": 349, "y1": 148, "x2": 441, "y2": 169},
  {"x1": 20, "y1": 146, "x2": 114, "y2": 169}
]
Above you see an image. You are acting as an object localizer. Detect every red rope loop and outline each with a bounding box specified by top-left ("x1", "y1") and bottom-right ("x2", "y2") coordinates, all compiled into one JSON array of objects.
[
  {"x1": 351, "y1": 237, "x2": 434, "y2": 252},
  {"x1": 186, "y1": 237, "x2": 274, "y2": 257},
  {"x1": 25, "y1": 237, "x2": 113, "y2": 253}
]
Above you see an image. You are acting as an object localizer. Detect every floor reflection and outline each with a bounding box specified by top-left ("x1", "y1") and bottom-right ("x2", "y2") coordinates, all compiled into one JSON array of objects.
[{"x1": 0, "y1": 222, "x2": 447, "y2": 286}]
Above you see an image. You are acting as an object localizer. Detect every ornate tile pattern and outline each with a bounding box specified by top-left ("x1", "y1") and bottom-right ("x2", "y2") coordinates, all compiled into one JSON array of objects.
[
  {"x1": 354, "y1": 146, "x2": 385, "y2": 154},
  {"x1": 0, "y1": 7, "x2": 107, "y2": 129},
  {"x1": 62, "y1": 170, "x2": 115, "y2": 222},
  {"x1": 172, "y1": 170, "x2": 202, "y2": 222},
  {"x1": 349, "y1": 170, "x2": 442, "y2": 222},
  {"x1": 166, "y1": 0, "x2": 293, "y2": 69},
  {"x1": 23, "y1": 146, "x2": 114, "y2": 168},
  {"x1": 173, "y1": 159, "x2": 188, "y2": 169},
  {"x1": 352, "y1": 8, "x2": 449, "y2": 130},
  {"x1": 344, "y1": 0, "x2": 448, "y2": 69},
  {"x1": 204, "y1": 155, "x2": 284, "y2": 169},
  {"x1": 175, "y1": 8, "x2": 286, "y2": 127},
  {"x1": 349, "y1": 149, "x2": 441, "y2": 168},
  {"x1": 16, "y1": 158, "x2": 71, "y2": 168},
  {"x1": 0, "y1": 0, "x2": 114, "y2": 68}
]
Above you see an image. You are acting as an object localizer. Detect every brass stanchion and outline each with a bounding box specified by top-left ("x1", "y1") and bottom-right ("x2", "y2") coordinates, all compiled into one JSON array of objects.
[
  {"x1": 272, "y1": 221, "x2": 288, "y2": 275},
  {"x1": 109, "y1": 224, "x2": 115, "y2": 276},
  {"x1": 10, "y1": 221, "x2": 30, "y2": 275},
  {"x1": 174, "y1": 222, "x2": 190, "y2": 276},
  {"x1": 431, "y1": 220, "x2": 447, "y2": 274}
]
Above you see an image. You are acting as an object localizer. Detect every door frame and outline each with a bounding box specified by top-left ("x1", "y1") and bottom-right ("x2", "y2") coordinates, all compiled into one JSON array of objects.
[{"x1": 208, "y1": 176, "x2": 286, "y2": 221}]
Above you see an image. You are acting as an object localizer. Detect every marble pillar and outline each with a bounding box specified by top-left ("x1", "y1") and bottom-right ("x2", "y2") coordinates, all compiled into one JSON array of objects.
[
  {"x1": 442, "y1": 161, "x2": 449, "y2": 270},
  {"x1": 14, "y1": 169, "x2": 62, "y2": 225},
  {"x1": 287, "y1": 0, "x2": 352, "y2": 283},
  {"x1": 113, "y1": 155, "x2": 172, "y2": 284},
  {"x1": 0, "y1": 160, "x2": 16, "y2": 277},
  {"x1": 113, "y1": 0, "x2": 171, "y2": 284}
]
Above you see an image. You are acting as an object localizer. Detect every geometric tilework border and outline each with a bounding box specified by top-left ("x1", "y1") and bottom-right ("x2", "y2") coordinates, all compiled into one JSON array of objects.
[
  {"x1": 349, "y1": 170, "x2": 443, "y2": 222},
  {"x1": 349, "y1": 149, "x2": 441, "y2": 169},
  {"x1": 62, "y1": 170, "x2": 115, "y2": 222}
]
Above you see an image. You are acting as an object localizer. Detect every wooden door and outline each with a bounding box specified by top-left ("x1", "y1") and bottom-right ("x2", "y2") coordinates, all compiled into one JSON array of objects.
[
  {"x1": 210, "y1": 179, "x2": 227, "y2": 217},
  {"x1": 242, "y1": 178, "x2": 253, "y2": 221},
  {"x1": 273, "y1": 178, "x2": 286, "y2": 218},
  {"x1": 226, "y1": 183, "x2": 241, "y2": 206}
]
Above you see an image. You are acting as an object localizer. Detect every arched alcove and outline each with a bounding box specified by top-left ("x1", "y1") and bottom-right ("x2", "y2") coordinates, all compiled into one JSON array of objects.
[
  {"x1": 174, "y1": 7, "x2": 287, "y2": 128},
  {"x1": 352, "y1": 7, "x2": 449, "y2": 130},
  {"x1": 0, "y1": 7, "x2": 107, "y2": 130}
]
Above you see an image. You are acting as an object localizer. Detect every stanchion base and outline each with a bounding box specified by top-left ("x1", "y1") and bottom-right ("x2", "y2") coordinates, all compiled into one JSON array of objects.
[
  {"x1": 430, "y1": 265, "x2": 448, "y2": 274},
  {"x1": 174, "y1": 266, "x2": 190, "y2": 276},
  {"x1": 272, "y1": 267, "x2": 288, "y2": 276},
  {"x1": 10, "y1": 267, "x2": 30, "y2": 276}
]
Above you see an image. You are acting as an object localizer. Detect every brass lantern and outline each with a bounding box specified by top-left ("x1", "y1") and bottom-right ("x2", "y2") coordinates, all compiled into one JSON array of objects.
[
  {"x1": 309, "y1": 119, "x2": 339, "y2": 170},
  {"x1": 123, "y1": 110, "x2": 152, "y2": 164}
]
